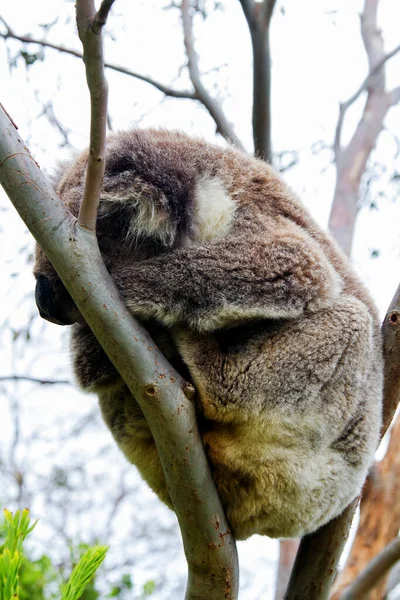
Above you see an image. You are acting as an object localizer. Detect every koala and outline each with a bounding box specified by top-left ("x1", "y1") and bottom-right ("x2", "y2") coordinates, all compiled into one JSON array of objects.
[{"x1": 34, "y1": 129, "x2": 383, "y2": 540}]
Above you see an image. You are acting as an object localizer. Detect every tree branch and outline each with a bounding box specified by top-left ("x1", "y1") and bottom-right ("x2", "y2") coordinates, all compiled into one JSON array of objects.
[
  {"x1": 340, "y1": 537, "x2": 400, "y2": 600},
  {"x1": 261, "y1": 0, "x2": 278, "y2": 26},
  {"x1": 93, "y1": 0, "x2": 117, "y2": 33},
  {"x1": 388, "y1": 85, "x2": 400, "y2": 106},
  {"x1": 180, "y1": 0, "x2": 245, "y2": 150},
  {"x1": 334, "y1": 42, "x2": 400, "y2": 158},
  {"x1": 237, "y1": 0, "x2": 256, "y2": 27},
  {"x1": 0, "y1": 102, "x2": 239, "y2": 600},
  {"x1": 329, "y1": 0, "x2": 396, "y2": 255},
  {"x1": 285, "y1": 282, "x2": 400, "y2": 599},
  {"x1": 0, "y1": 375, "x2": 70, "y2": 385},
  {"x1": 0, "y1": 17, "x2": 196, "y2": 100},
  {"x1": 76, "y1": 0, "x2": 109, "y2": 230},
  {"x1": 238, "y1": 0, "x2": 276, "y2": 162},
  {"x1": 0, "y1": 2, "x2": 239, "y2": 594}
]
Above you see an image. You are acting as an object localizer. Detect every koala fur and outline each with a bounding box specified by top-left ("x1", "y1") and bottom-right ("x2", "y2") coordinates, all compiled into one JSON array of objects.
[{"x1": 34, "y1": 129, "x2": 383, "y2": 540}]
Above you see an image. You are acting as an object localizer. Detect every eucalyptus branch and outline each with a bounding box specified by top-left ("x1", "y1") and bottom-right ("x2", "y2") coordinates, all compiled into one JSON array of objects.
[
  {"x1": 340, "y1": 537, "x2": 400, "y2": 600},
  {"x1": 388, "y1": 85, "x2": 400, "y2": 107},
  {"x1": 0, "y1": 0, "x2": 240, "y2": 591},
  {"x1": 75, "y1": 0, "x2": 109, "y2": 230},
  {"x1": 261, "y1": 0, "x2": 277, "y2": 25},
  {"x1": 180, "y1": 0, "x2": 244, "y2": 150},
  {"x1": 93, "y1": 0, "x2": 117, "y2": 33},
  {"x1": 0, "y1": 18, "x2": 196, "y2": 100},
  {"x1": 329, "y1": 0, "x2": 396, "y2": 254},
  {"x1": 0, "y1": 375, "x2": 70, "y2": 385},
  {"x1": 0, "y1": 101, "x2": 239, "y2": 600},
  {"x1": 334, "y1": 42, "x2": 400, "y2": 158},
  {"x1": 237, "y1": 0, "x2": 256, "y2": 27},
  {"x1": 238, "y1": 0, "x2": 276, "y2": 162}
]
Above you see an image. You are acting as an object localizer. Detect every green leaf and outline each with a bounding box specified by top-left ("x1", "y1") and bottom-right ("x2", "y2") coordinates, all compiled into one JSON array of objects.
[
  {"x1": 143, "y1": 580, "x2": 155, "y2": 596},
  {"x1": 61, "y1": 545, "x2": 108, "y2": 600}
]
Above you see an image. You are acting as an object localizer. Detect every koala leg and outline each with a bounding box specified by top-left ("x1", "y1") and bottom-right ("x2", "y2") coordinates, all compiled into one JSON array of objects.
[
  {"x1": 174, "y1": 298, "x2": 381, "y2": 538},
  {"x1": 174, "y1": 295, "x2": 381, "y2": 447}
]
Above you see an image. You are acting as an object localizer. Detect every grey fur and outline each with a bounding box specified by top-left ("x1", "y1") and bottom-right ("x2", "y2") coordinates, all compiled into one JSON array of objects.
[{"x1": 34, "y1": 129, "x2": 383, "y2": 540}]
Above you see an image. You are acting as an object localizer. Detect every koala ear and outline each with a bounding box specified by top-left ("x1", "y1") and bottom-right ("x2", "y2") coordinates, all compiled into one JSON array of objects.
[
  {"x1": 99, "y1": 174, "x2": 178, "y2": 247},
  {"x1": 100, "y1": 192, "x2": 132, "y2": 203}
]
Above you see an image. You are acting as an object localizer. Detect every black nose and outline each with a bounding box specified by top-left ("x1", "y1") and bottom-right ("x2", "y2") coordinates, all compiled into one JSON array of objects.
[{"x1": 35, "y1": 274, "x2": 79, "y2": 326}]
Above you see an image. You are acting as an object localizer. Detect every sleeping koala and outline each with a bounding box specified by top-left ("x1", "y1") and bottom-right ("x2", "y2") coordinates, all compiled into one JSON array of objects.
[{"x1": 34, "y1": 129, "x2": 383, "y2": 540}]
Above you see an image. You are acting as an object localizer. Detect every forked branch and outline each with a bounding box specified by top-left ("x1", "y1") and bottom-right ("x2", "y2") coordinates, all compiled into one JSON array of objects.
[
  {"x1": 334, "y1": 42, "x2": 400, "y2": 159},
  {"x1": 0, "y1": 2, "x2": 239, "y2": 596}
]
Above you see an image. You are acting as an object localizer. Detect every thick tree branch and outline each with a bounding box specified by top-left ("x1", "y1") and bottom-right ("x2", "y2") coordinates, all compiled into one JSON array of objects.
[
  {"x1": 339, "y1": 537, "x2": 400, "y2": 600},
  {"x1": 180, "y1": 0, "x2": 244, "y2": 150},
  {"x1": 238, "y1": 0, "x2": 276, "y2": 162},
  {"x1": 285, "y1": 282, "x2": 400, "y2": 600},
  {"x1": 0, "y1": 2, "x2": 239, "y2": 594},
  {"x1": 0, "y1": 18, "x2": 196, "y2": 100},
  {"x1": 0, "y1": 102, "x2": 239, "y2": 600}
]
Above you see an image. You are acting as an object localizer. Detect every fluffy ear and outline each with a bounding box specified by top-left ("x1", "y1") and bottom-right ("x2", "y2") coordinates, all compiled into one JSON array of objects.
[{"x1": 99, "y1": 173, "x2": 178, "y2": 246}]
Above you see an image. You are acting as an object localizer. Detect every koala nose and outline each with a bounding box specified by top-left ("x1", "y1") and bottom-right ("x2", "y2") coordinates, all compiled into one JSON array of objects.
[{"x1": 35, "y1": 274, "x2": 80, "y2": 326}]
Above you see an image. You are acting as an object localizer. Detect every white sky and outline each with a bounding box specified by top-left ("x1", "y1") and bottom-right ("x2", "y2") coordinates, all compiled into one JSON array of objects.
[{"x1": 0, "y1": 1, "x2": 400, "y2": 598}]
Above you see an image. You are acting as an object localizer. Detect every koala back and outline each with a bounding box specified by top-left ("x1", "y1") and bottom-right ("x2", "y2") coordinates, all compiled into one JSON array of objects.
[{"x1": 34, "y1": 129, "x2": 383, "y2": 540}]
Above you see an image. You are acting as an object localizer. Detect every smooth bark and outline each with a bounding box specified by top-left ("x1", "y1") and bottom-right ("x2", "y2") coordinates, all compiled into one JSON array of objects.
[{"x1": 238, "y1": 0, "x2": 276, "y2": 162}]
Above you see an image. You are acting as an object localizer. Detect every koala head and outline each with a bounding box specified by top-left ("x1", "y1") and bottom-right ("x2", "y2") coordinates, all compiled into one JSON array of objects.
[{"x1": 33, "y1": 129, "x2": 237, "y2": 326}]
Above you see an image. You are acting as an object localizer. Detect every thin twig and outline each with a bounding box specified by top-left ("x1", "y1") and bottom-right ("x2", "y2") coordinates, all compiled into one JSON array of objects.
[
  {"x1": 76, "y1": 0, "x2": 109, "y2": 230},
  {"x1": 180, "y1": 0, "x2": 244, "y2": 149},
  {"x1": 0, "y1": 19, "x2": 195, "y2": 100},
  {"x1": 0, "y1": 375, "x2": 70, "y2": 385},
  {"x1": 340, "y1": 537, "x2": 400, "y2": 600}
]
